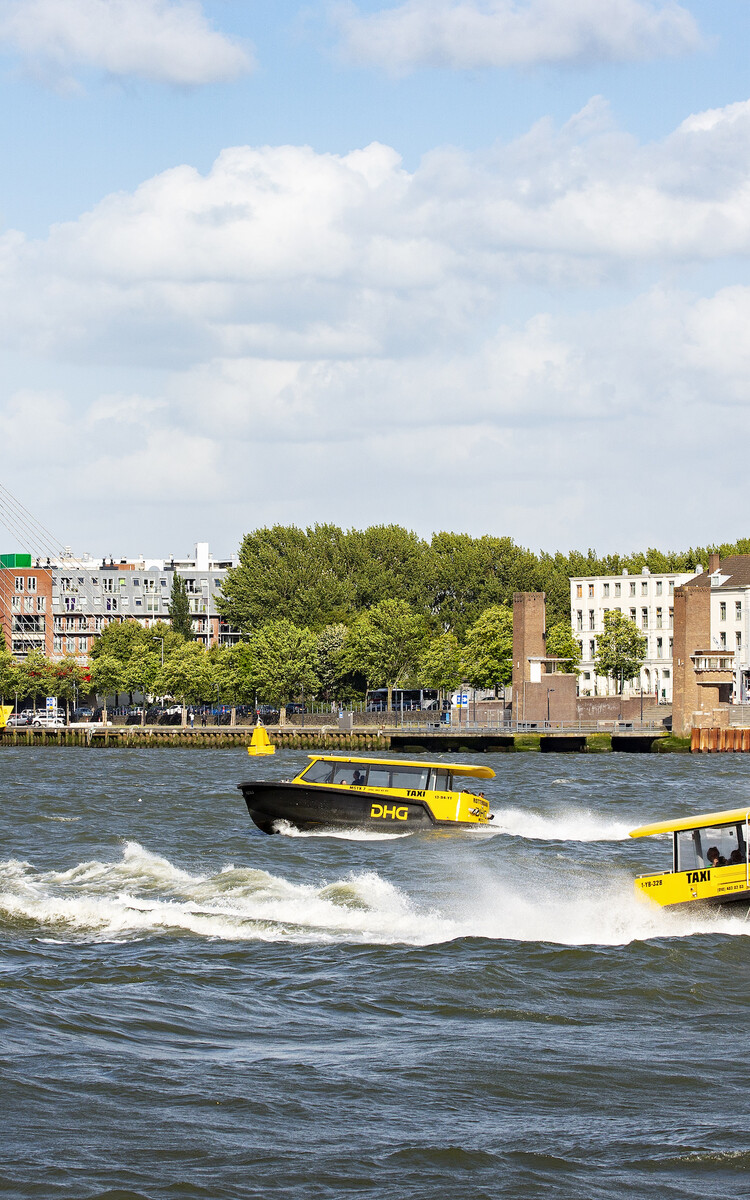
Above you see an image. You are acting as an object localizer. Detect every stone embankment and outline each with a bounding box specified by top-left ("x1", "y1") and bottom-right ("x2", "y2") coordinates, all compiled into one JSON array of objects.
[{"x1": 0, "y1": 725, "x2": 694, "y2": 752}]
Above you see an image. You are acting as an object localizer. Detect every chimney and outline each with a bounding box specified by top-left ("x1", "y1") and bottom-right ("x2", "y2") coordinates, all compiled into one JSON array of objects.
[{"x1": 709, "y1": 552, "x2": 720, "y2": 574}]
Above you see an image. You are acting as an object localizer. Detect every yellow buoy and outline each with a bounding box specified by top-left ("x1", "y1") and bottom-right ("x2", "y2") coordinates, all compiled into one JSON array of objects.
[
  {"x1": 247, "y1": 723, "x2": 275, "y2": 756},
  {"x1": 0, "y1": 705, "x2": 12, "y2": 729}
]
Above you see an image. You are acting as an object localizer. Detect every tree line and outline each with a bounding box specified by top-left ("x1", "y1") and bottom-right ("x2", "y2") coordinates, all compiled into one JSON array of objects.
[{"x1": 217, "y1": 524, "x2": 747, "y2": 635}]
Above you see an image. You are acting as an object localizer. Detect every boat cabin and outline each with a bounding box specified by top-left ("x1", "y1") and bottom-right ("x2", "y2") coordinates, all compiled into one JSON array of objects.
[
  {"x1": 630, "y1": 807, "x2": 750, "y2": 907},
  {"x1": 295, "y1": 755, "x2": 494, "y2": 795}
]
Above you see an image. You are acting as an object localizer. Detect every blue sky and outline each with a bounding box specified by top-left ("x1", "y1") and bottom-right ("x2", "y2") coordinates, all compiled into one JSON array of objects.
[{"x1": 1, "y1": 0, "x2": 749, "y2": 559}]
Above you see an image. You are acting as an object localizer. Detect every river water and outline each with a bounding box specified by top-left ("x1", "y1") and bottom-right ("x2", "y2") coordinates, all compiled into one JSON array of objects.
[{"x1": 1, "y1": 748, "x2": 749, "y2": 1199}]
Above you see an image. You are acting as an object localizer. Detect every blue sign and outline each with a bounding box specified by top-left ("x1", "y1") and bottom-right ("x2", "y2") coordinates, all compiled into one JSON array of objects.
[
  {"x1": 46, "y1": 696, "x2": 57, "y2": 712},
  {"x1": 456, "y1": 693, "x2": 469, "y2": 707}
]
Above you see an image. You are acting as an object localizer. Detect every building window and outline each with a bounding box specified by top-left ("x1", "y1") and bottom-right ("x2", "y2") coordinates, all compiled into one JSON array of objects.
[
  {"x1": 656, "y1": 607, "x2": 662, "y2": 628},
  {"x1": 66, "y1": 637, "x2": 75, "y2": 653},
  {"x1": 24, "y1": 597, "x2": 34, "y2": 613},
  {"x1": 27, "y1": 576, "x2": 37, "y2": 592},
  {"x1": 14, "y1": 576, "x2": 23, "y2": 592},
  {"x1": 656, "y1": 581, "x2": 663, "y2": 595},
  {"x1": 133, "y1": 579, "x2": 140, "y2": 587},
  {"x1": 657, "y1": 638, "x2": 663, "y2": 658},
  {"x1": 720, "y1": 632, "x2": 727, "y2": 648},
  {"x1": 668, "y1": 580, "x2": 674, "y2": 594},
  {"x1": 641, "y1": 582, "x2": 648, "y2": 595},
  {"x1": 736, "y1": 601, "x2": 742, "y2": 620},
  {"x1": 669, "y1": 607, "x2": 674, "y2": 628},
  {"x1": 78, "y1": 638, "x2": 87, "y2": 654},
  {"x1": 589, "y1": 640, "x2": 596, "y2": 657},
  {"x1": 11, "y1": 596, "x2": 20, "y2": 611},
  {"x1": 53, "y1": 636, "x2": 63, "y2": 652},
  {"x1": 603, "y1": 583, "x2": 610, "y2": 597},
  {"x1": 36, "y1": 596, "x2": 45, "y2": 612},
  {"x1": 737, "y1": 632, "x2": 742, "y2": 649},
  {"x1": 720, "y1": 602, "x2": 727, "y2": 621},
  {"x1": 102, "y1": 577, "x2": 114, "y2": 593},
  {"x1": 663, "y1": 669, "x2": 670, "y2": 679},
  {"x1": 588, "y1": 584, "x2": 594, "y2": 597},
  {"x1": 578, "y1": 641, "x2": 583, "y2": 657},
  {"x1": 669, "y1": 638, "x2": 673, "y2": 653},
  {"x1": 641, "y1": 608, "x2": 648, "y2": 629},
  {"x1": 614, "y1": 582, "x2": 621, "y2": 597},
  {"x1": 576, "y1": 610, "x2": 583, "y2": 631},
  {"x1": 589, "y1": 610, "x2": 595, "y2": 630},
  {"x1": 583, "y1": 671, "x2": 591, "y2": 680},
  {"x1": 630, "y1": 608, "x2": 636, "y2": 621},
  {"x1": 630, "y1": 581, "x2": 636, "y2": 596}
]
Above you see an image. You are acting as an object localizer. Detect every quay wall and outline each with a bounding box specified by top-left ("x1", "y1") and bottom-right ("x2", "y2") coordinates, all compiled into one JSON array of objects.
[{"x1": 0, "y1": 726, "x2": 692, "y2": 752}]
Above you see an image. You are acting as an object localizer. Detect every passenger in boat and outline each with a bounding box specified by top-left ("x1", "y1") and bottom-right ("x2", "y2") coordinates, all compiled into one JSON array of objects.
[
  {"x1": 352, "y1": 769, "x2": 366, "y2": 786},
  {"x1": 729, "y1": 848, "x2": 745, "y2": 865},
  {"x1": 707, "y1": 846, "x2": 727, "y2": 867}
]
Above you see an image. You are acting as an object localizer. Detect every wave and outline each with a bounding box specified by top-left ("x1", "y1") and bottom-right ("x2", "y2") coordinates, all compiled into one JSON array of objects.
[
  {"x1": 1, "y1": 842, "x2": 747, "y2": 949},
  {"x1": 272, "y1": 819, "x2": 411, "y2": 841},
  {"x1": 489, "y1": 806, "x2": 634, "y2": 842}
]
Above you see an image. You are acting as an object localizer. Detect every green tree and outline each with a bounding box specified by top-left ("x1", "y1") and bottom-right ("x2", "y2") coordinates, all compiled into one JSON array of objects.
[
  {"x1": 462, "y1": 605, "x2": 513, "y2": 693},
  {"x1": 545, "y1": 622, "x2": 581, "y2": 675},
  {"x1": 90, "y1": 654, "x2": 124, "y2": 724},
  {"x1": 16, "y1": 649, "x2": 54, "y2": 714},
  {"x1": 248, "y1": 620, "x2": 320, "y2": 706},
  {"x1": 594, "y1": 611, "x2": 647, "y2": 694},
  {"x1": 169, "y1": 574, "x2": 194, "y2": 640},
  {"x1": 418, "y1": 632, "x2": 463, "y2": 699},
  {"x1": 123, "y1": 651, "x2": 161, "y2": 725},
  {"x1": 315, "y1": 623, "x2": 350, "y2": 699},
  {"x1": 344, "y1": 599, "x2": 427, "y2": 712},
  {"x1": 52, "y1": 656, "x2": 88, "y2": 723},
  {"x1": 157, "y1": 641, "x2": 215, "y2": 725},
  {"x1": 212, "y1": 643, "x2": 256, "y2": 725},
  {"x1": 218, "y1": 525, "x2": 355, "y2": 632},
  {"x1": 0, "y1": 647, "x2": 20, "y2": 706}
]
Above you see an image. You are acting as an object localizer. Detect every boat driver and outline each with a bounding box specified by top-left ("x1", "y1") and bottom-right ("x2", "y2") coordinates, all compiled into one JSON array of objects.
[
  {"x1": 707, "y1": 846, "x2": 727, "y2": 867},
  {"x1": 352, "y1": 769, "x2": 366, "y2": 786}
]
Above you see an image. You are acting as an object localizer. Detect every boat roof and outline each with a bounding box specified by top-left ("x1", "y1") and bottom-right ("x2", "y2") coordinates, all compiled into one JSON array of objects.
[
  {"x1": 630, "y1": 805, "x2": 750, "y2": 838},
  {"x1": 307, "y1": 754, "x2": 495, "y2": 780}
]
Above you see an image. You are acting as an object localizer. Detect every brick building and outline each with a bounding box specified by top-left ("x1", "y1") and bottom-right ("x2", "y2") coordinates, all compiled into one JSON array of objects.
[{"x1": 0, "y1": 543, "x2": 241, "y2": 661}]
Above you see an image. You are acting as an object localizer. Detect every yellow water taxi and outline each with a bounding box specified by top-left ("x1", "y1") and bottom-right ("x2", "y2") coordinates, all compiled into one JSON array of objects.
[
  {"x1": 237, "y1": 754, "x2": 495, "y2": 835},
  {"x1": 630, "y1": 806, "x2": 750, "y2": 909}
]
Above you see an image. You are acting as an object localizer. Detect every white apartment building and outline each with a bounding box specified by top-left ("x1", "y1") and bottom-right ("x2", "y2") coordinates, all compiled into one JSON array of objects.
[{"x1": 570, "y1": 567, "x2": 697, "y2": 701}]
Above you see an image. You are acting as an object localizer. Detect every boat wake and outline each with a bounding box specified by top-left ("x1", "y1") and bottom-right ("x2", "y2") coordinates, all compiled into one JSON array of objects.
[
  {"x1": 488, "y1": 806, "x2": 634, "y2": 842},
  {"x1": 0, "y1": 841, "x2": 747, "y2": 948},
  {"x1": 272, "y1": 819, "x2": 411, "y2": 841}
]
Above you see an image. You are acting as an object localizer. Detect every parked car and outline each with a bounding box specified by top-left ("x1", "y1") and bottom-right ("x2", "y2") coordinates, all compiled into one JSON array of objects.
[
  {"x1": 255, "y1": 705, "x2": 280, "y2": 725},
  {"x1": 5, "y1": 713, "x2": 31, "y2": 727},
  {"x1": 32, "y1": 714, "x2": 66, "y2": 728},
  {"x1": 72, "y1": 707, "x2": 94, "y2": 722},
  {"x1": 285, "y1": 702, "x2": 305, "y2": 716}
]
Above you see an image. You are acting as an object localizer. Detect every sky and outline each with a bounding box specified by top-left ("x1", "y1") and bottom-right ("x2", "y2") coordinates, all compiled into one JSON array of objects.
[{"x1": 1, "y1": 0, "x2": 750, "y2": 561}]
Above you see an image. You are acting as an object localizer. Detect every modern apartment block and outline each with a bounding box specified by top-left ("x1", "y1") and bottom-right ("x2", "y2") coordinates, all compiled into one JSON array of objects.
[
  {"x1": 0, "y1": 543, "x2": 242, "y2": 661},
  {"x1": 570, "y1": 567, "x2": 698, "y2": 701}
]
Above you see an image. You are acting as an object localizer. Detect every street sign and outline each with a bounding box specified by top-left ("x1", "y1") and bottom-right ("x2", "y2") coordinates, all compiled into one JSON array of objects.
[
  {"x1": 46, "y1": 696, "x2": 57, "y2": 713},
  {"x1": 456, "y1": 693, "x2": 469, "y2": 708}
]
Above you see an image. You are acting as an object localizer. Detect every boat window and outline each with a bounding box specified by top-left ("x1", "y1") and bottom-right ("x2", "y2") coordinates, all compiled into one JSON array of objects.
[
  {"x1": 301, "y1": 760, "x2": 334, "y2": 784},
  {"x1": 389, "y1": 768, "x2": 430, "y2": 790},
  {"x1": 366, "y1": 764, "x2": 430, "y2": 790},
  {"x1": 428, "y1": 770, "x2": 450, "y2": 791},
  {"x1": 332, "y1": 764, "x2": 368, "y2": 786},
  {"x1": 677, "y1": 824, "x2": 744, "y2": 870}
]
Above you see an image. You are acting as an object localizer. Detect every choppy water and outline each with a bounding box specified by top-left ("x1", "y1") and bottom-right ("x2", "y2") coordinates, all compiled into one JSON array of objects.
[{"x1": 1, "y1": 748, "x2": 749, "y2": 1199}]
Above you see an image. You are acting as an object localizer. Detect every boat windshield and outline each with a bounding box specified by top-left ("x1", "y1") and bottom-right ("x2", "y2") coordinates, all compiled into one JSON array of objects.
[
  {"x1": 301, "y1": 760, "x2": 334, "y2": 784},
  {"x1": 676, "y1": 823, "x2": 747, "y2": 870}
]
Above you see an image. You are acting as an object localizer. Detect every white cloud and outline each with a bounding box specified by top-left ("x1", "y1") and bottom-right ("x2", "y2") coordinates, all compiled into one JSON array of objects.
[
  {"x1": 2, "y1": 97, "x2": 750, "y2": 550},
  {"x1": 0, "y1": 0, "x2": 252, "y2": 86},
  {"x1": 2, "y1": 99, "x2": 750, "y2": 371},
  {"x1": 332, "y1": 0, "x2": 701, "y2": 72}
]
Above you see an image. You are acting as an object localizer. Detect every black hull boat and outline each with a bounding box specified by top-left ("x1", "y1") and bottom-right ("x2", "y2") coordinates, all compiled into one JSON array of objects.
[
  {"x1": 237, "y1": 754, "x2": 496, "y2": 835},
  {"x1": 238, "y1": 781, "x2": 444, "y2": 834}
]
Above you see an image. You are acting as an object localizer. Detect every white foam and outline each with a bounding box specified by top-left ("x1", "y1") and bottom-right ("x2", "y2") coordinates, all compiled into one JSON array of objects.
[
  {"x1": 1, "y1": 842, "x2": 747, "y2": 949},
  {"x1": 490, "y1": 806, "x2": 633, "y2": 842},
  {"x1": 272, "y1": 819, "x2": 411, "y2": 841}
]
